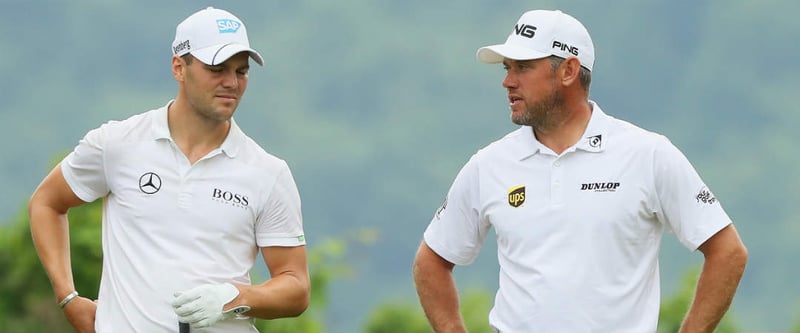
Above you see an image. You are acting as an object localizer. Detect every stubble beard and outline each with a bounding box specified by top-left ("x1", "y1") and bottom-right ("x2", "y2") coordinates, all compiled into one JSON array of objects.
[
  {"x1": 511, "y1": 88, "x2": 566, "y2": 131},
  {"x1": 188, "y1": 93, "x2": 238, "y2": 124}
]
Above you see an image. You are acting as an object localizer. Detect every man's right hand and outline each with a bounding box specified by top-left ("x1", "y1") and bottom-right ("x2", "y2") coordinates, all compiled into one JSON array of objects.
[{"x1": 63, "y1": 296, "x2": 97, "y2": 333}]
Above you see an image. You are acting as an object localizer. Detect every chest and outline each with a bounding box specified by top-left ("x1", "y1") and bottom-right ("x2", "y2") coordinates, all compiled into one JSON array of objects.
[
  {"x1": 102, "y1": 141, "x2": 258, "y2": 237},
  {"x1": 480, "y1": 152, "x2": 661, "y2": 246}
]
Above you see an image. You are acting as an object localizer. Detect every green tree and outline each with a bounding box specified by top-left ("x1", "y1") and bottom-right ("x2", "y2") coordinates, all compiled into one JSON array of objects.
[
  {"x1": 255, "y1": 235, "x2": 371, "y2": 333},
  {"x1": 459, "y1": 289, "x2": 494, "y2": 333},
  {"x1": 363, "y1": 302, "x2": 432, "y2": 333},
  {"x1": 791, "y1": 305, "x2": 800, "y2": 333},
  {"x1": 0, "y1": 198, "x2": 103, "y2": 332},
  {"x1": 362, "y1": 289, "x2": 493, "y2": 333},
  {"x1": 658, "y1": 267, "x2": 740, "y2": 333}
]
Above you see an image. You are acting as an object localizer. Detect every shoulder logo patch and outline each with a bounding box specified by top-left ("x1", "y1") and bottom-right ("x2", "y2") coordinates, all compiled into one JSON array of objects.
[
  {"x1": 508, "y1": 185, "x2": 526, "y2": 208},
  {"x1": 434, "y1": 196, "x2": 448, "y2": 220},
  {"x1": 695, "y1": 186, "x2": 717, "y2": 205}
]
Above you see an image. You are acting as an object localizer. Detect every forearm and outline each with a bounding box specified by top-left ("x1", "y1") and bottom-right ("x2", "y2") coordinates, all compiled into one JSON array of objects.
[
  {"x1": 29, "y1": 203, "x2": 76, "y2": 301},
  {"x1": 680, "y1": 242, "x2": 748, "y2": 332},
  {"x1": 29, "y1": 165, "x2": 86, "y2": 301},
  {"x1": 413, "y1": 244, "x2": 466, "y2": 333},
  {"x1": 233, "y1": 270, "x2": 310, "y2": 319}
]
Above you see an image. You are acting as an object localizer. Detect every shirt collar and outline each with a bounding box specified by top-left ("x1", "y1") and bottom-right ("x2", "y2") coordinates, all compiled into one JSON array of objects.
[
  {"x1": 152, "y1": 100, "x2": 244, "y2": 158},
  {"x1": 574, "y1": 100, "x2": 609, "y2": 153},
  {"x1": 515, "y1": 100, "x2": 609, "y2": 160}
]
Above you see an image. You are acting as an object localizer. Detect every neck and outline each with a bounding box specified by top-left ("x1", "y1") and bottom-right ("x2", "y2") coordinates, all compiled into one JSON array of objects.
[
  {"x1": 533, "y1": 100, "x2": 592, "y2": 155},
  {"x1": 167, "y1": 98, "x2": 231, "y2": 164}
]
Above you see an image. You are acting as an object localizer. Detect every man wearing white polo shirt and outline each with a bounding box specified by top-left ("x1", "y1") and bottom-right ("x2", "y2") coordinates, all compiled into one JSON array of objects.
[
  {"x1": 29, "y1": 7, "x2": 309, "y2": 333},
  {"x1": 413, "y1": 9, "x2": 748, "y2": 333}
]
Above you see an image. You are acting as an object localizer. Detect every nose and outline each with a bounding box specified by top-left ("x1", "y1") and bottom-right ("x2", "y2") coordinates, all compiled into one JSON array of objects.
[
  {"x1": 221, "y1": 70, "x2": 239, "y2": 89},
  {"x1": 502, "y1": 71, "x2": 516, "y2": 89}
]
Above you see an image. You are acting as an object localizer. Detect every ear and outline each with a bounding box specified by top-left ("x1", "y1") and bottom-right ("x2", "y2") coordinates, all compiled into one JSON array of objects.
[
  {"x1": 172, "y1": 56, "x2": 185, "y2": 82},
  {"x1": 559, "y1": 57, "x2": 582, "y2": 87}
]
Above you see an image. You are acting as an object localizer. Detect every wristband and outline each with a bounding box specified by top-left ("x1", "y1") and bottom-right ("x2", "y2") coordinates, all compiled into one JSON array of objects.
[{"x1": 58, "y1": 291, "x2": 79, "y2": 308}]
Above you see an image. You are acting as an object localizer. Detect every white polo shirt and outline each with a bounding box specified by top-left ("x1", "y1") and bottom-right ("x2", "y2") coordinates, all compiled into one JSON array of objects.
[
  {"x1": 424, "y1": 101, "x2": 731, "y2": 333},
  {"x1": 61, "y1": 101, "x2": 305, "y2": 333}
]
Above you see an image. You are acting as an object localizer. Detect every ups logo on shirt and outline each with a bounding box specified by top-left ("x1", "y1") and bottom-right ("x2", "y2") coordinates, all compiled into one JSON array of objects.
[{"x1": 507, "y1": 185, "x2": 526, "y2": 208}]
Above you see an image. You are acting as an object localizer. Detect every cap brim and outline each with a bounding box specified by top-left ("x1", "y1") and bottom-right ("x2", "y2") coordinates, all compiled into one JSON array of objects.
[
  {"x1": 476, "y1": 44, "x2": 550, "y2": 64},
  {"x1": 191, "y1": 43, "x2": 264, "y2": 66}
]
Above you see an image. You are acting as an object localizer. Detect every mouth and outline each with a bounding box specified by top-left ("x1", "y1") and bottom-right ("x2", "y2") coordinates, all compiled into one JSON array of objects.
[
  {"x1": 216, "y1": 94, "x2": 237, "y2": 101},
  {"x1": 508, "y1": 96, "x2": 523, "y2": 107}
]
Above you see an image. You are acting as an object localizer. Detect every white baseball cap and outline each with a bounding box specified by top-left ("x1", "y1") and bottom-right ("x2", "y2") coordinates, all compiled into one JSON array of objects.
[
  {"x1": 477, "y1": 10, "x2": 594, "y2": 71},
  {"x1": 172, "y1": 7, "x2": 264, "y2": 66}
]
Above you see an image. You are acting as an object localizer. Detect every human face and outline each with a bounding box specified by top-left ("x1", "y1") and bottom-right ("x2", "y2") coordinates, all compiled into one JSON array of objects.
[
  {"x1": 502, "y1": 58, "x2": 565, "y2": 129},
  {"x1": 181, "y1": 52, "x2": 250, "y2": 122}
]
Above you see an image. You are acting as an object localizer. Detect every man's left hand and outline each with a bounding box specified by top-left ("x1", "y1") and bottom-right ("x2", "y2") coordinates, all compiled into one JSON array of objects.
[{"x1": 172, "y1": 283, "x2": 250, "y2": 328}]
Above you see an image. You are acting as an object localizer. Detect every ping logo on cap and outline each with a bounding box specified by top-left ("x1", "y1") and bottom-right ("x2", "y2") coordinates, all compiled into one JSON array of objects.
[
  {"x1": 514, "y1": 24, "x2": 537, "y2": 38},
  {"x1": 553, "y1": 40, "x2": 579, "y2": 56},
  {"x1": 508, "y1": 185, "x2": 526, "y2": 208},
  {"x1": 216, "y1": 19, "x2": 242, "y2": 33}
]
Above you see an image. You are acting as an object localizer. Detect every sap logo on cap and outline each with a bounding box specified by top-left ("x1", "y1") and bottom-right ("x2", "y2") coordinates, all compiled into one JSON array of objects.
[{"x1": 217, "y1": 19, "x2": 241, "y2": 33}]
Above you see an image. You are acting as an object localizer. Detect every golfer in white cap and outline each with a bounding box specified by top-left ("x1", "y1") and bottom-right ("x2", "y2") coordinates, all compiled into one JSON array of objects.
[
  {"x1": 30, "y1": 7, "x2": 309, "y2": 333},
  {"x1": 413, "y1": 9, "x2": 747, "y2": 333}
]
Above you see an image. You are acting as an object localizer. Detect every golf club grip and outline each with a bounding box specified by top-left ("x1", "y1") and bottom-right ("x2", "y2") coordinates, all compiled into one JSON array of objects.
[{"x1": 179, "y1": 322, "x2": 190, "y2": 333}]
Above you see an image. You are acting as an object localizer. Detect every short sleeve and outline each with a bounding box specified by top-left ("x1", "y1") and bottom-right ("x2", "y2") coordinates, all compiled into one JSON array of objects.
[
  {"x1": 61, "y1": 126, "x2": 110, "y2": 202},
  {"x1": 653, "y1": 138, "x2": 732, "y2": 251},
  {"x1": 423, "y1": 155, "x2": 490, "y2": 265},
  {"x1": 256, "y1": 163, "x2": 305, "y2": 247}
]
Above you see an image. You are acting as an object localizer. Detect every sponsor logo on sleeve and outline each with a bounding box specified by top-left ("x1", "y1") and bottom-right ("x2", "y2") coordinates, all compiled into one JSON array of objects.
[
  {"x1": 434, "y1": 196, "x2": 448, "y2": 220},
  {"x1": 695, "y1": 186, "x2": 717, "y2": 204}
]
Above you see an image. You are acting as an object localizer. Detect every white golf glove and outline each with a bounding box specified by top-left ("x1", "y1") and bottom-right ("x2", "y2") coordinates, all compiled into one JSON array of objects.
[{"x1": 172, "y1": 283, "x2": 251, "y2": 328}]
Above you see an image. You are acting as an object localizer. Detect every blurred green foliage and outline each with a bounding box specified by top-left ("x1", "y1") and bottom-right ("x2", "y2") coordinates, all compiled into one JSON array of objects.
[
  {"x1": 658, "y1": 267, "x2": 740, "y2": 333},
  {"x1": 0, "y1": 199, "x2": 102, "y2": 332}
]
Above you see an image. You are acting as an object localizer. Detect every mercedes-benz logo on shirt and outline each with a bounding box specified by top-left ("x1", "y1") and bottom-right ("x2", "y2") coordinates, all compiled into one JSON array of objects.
[{"x1": 138, "y1": 172, "x2": 162, "y2": 194}]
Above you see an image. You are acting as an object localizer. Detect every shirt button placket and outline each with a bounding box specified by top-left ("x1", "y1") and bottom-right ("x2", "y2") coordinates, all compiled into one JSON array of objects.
[
  {"x1": 178, "y1": 172, "x2": 193, "y2": 209},
  {"x1": 552, "y1": 159, "x2": 563, "y2": 205}
]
